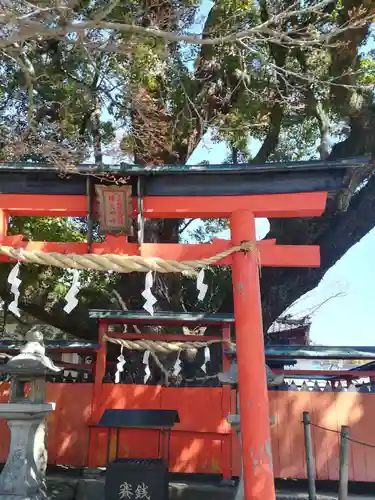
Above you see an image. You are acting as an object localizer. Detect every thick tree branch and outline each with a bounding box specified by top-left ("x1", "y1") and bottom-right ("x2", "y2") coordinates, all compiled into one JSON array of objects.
[
  {"x1": 252, "y1": 104, "x2": 283, "y2": 163},
  {"x1": 252, "y1": 2, "x2": 287, "y2": 163},
  {"x1": 294, "y1": 48, "x2": 330, "y2": 160},
  {"x1": 18, "y1": 300, "x2": 95, "y2": 339}
]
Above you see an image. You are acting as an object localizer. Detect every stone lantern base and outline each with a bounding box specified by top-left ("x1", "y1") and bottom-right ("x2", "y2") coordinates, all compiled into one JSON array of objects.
[{"x1": 0, "y1": 403, "x2": 55, "y2": 500}]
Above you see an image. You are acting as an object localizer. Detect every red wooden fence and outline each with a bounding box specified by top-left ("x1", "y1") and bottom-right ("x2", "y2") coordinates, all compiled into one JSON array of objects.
[{"x1": 1, "y1": 383, "x2": 375, "y2": 482}]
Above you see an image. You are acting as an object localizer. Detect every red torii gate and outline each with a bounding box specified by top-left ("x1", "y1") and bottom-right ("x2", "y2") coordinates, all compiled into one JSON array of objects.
[
  {"x1": 2, "y1": 156, "x2": 359, "y2": 499},
  {"x1": 0, "y1": 188, "x2": 325, "y2": 500}
]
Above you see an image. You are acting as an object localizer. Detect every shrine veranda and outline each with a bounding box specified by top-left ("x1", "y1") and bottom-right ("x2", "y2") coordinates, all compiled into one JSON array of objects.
[{"x1": 0, "y1": 157, "x2": 369, "y2": 500}]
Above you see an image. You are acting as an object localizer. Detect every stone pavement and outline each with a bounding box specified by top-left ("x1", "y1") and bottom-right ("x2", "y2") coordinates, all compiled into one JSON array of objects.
[
  {"x1": 276, "y1": 492, "x2": 373, "y2": 500},
  {"x1": 170, "y1": 483, "x2": 373, "y2": 500},
  {"x1": 48, "y1": 474, "x2": 374, "y2": 500},
  {"x1": 48, "y1": 477, "x2": 76, "y2": 500},
  {"x1": 47, "y1": 474, "x2": 374, "y2": 500}
]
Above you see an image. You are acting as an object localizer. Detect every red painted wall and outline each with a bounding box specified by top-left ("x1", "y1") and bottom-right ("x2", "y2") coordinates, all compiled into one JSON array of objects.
[
  {"x1": 90, "y1": 385, "x2": 231, "y2": 474},
  {"x1": 267, "y1": 390, "x2": 375, "y2": 482},
  {"x1": 1, "y1": 383, "x2": 375, "y2": 482}
]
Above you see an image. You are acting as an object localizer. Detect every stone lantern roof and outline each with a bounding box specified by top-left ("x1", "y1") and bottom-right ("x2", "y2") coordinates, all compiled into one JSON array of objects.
[{"x1": 0, "y1": 328, "x2": 61, "y2": 377}]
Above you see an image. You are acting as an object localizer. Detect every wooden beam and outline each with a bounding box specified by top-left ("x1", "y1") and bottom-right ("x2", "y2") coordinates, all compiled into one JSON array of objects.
[
  {"x1": 107, "y1": 332, "x2": 223, "y2": 342},
  {"x1": 91, "y1": 310, "x2": 234, "y2": 325},
  {"x1": 0, "y1": 209, "x2": 8, "y2": 238},
  {"x1": 57, "y1": 362, "x2": 94, "y2": 371},
  {"x1": 144, "y1": 192, "x2": 328, "y2": 218},
  {"x1": 0, "y1": 194, "x2": 88, "y2": 216},
  {"x1": 0, "y1": 236, "x2": 320, "y2": 267},
  {"x1": 0, "y1": 192, "x2": 327, "y2": 218}
]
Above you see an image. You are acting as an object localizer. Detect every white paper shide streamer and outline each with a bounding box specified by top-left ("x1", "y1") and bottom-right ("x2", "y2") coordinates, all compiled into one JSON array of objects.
[
  {"x1": 142, "y1": 271, "x2": 157, "y2": 315},
  {"x1": 173, "y1": 352, "x2": 182, "y2": 377},
  {"x1": 201, "y1": 346, "x2": 211, "y2": 374},
  {"x1": 64, "y1": 269, "x2": 81, "y2": 314},
  {"x1": 8, "y1": 262, "x2": 22, "y2": 317},
  {"x1": 115, "y1": 346, "x2": 126, "y2": 384},
  {"x1": 143, "y1": 350, "x2": 151, "y2": 384},
  {"x1": 196, "y1": 268, "x2": 208, "y2": 301},
  {"x1": 137, "y1": 212, "x2": 144, "y2": 245}
]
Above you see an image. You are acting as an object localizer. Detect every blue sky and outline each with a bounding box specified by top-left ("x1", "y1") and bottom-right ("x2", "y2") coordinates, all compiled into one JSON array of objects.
[{"x1": 187, "y1": 136, "x2": 375, "y2": 347}]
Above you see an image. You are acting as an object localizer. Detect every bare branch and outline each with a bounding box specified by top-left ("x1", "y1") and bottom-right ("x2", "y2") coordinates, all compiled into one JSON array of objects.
[
  {"x1": 0, "y1": 0, "x2": 370, "y2": 50},
  {"x1": 180, "y1": 219, "x2": 196, "y2": 233},
  {"x1": 112, "y1": 290, "x2": 141, "y2": 334},
  {"x1": 92, "y1": 0, "x2": 121, "y2": 22}
]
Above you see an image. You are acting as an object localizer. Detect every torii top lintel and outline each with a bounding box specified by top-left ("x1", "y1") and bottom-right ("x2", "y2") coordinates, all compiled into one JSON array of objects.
[
  {"x1": 0, "y1": 157, "x2": 366, "y2": 268},
  {"x1": 0, "y1": 156, "x2": 366, "y2": 219}
]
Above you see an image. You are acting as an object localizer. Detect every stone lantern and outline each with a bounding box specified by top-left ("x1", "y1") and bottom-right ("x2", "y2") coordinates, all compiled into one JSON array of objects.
[
  {"x1": 0, "y1": 328, "x2": 61, "y2": 500},
  {"x1": 218, "y1": 358, "x2": 282, "y2": 500}
]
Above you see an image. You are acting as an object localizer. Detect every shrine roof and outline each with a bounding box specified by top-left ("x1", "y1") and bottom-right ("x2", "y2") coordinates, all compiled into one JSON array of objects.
[
  {"x1": 225, "y1": 344, "x2": 375, "y2": 360},
  {"x1": 267, "y1": 358, "x2": 298, "y2": 368},
  {"x1": 346, "y1": 359, "x2": 375, "y2": 372},
  {"x1": 0, "y1": 157, "x2": 368, "y2": 175},
  {"x1": 0, "y1": 340, "x2": 99, "y2": 353},
  {"x1": 89, "y1": 309, "x2": 234, "y2": 326},
  {"x1": 265, "y1": 345, "x2": 375, "y2": 360},
  {"x1": 0, "y1": 156, "x2": 369, "y2": 196}
]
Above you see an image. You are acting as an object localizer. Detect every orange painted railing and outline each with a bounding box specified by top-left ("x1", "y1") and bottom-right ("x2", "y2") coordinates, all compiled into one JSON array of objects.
[{"x1": 1, "y1": 383, "x2": 375, "y2": 482}]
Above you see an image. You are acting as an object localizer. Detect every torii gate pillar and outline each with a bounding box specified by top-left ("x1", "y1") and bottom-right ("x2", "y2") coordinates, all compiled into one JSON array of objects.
[{"x1": 231, "y1": 210, "x2": 276, "y2": 500}]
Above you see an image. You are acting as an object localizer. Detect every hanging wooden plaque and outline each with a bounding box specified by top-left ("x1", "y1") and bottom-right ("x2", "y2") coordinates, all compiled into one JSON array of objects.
[{"x1": 95, "y1": 185, "x2": 133, "y2": 235}]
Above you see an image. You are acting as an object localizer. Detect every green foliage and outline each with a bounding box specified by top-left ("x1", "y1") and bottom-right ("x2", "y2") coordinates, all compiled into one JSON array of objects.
[
  {"x1": 359, "y1": 51, "x2": 375, "y2": 85},
  {"x1": 267, "y1": 118, "x2": 321, "y2": 162},
  {"x1": 9, "y1": 217, "x2": 85, "y2": 243},
  {"x1": 180, "y1": 266, "x2": 232, "y2": 314},
  {"x1": 1, "y1": 0, "x2": 373, "y2": 164}
]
